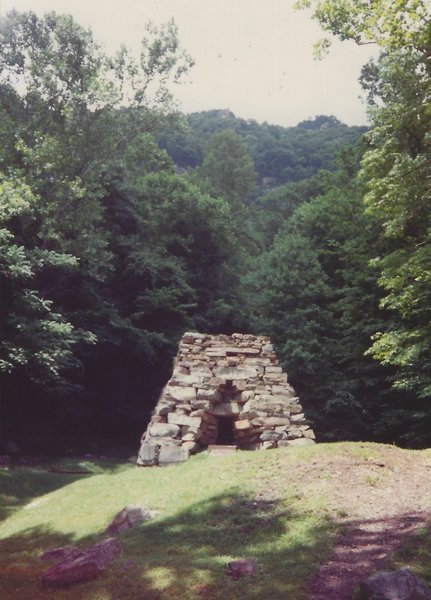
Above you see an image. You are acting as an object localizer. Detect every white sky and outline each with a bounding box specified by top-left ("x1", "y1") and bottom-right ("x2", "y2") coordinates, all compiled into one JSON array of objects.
[{"x1": 1, "y1": 0, "x2": 378, "y2": 127}]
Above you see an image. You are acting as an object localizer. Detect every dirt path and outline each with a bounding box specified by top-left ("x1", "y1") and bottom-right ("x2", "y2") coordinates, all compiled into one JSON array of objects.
[
  {"x1": 307, "y1": 513, "x2": 428, "y2": 599},
  {"x1": 301, "y1": 445, "x2": 431, "y2": 599}
]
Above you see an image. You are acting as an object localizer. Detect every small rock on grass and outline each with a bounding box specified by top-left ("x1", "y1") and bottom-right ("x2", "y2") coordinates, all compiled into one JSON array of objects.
[{"x1": 227, "y1": 559, "x2": 258, "y2": 579}]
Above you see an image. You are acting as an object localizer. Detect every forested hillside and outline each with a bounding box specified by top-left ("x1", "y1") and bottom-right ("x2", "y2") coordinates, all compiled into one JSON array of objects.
[
  {"x1": 0, "y1": 1, "x2": 430, "y2": 455},
  {"x1": 157, "y1": 110, "x2": 366, "y2": 188}
]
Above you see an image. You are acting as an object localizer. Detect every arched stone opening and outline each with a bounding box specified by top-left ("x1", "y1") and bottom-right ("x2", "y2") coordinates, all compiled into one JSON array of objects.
[{"x1": 197, "y1": 381, "x2": 240, "y2": 448}]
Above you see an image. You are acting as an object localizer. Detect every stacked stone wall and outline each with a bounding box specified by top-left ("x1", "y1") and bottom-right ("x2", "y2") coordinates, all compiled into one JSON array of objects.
[{"x1": 138, "y1": 332, "x2": 316, "y2": 466}]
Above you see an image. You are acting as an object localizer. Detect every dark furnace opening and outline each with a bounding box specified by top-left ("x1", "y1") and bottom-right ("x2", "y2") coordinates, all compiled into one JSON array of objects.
[{"x1": 215, "y1": 416, "x2": 236, "y2": 445}]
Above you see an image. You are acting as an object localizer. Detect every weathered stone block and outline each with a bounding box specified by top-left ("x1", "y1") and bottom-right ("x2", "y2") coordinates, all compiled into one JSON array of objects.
[
  {"x1": 264, "y1": 417, "x2": 291, "y2": 426},
  {"x1": 165, "y1": 386, "x2": 196, "y2": 403},
  {"x1": 239, "y1": 390, "x2": 255, "y2": 403},
  {"x1": 277, "y1": 441, "x2": 291, "y2": 448},
  {"x1": 150, "y1": 415, "x2": 166, "y2": 423},
  {"x1": 291, "y1": 413, "x2": 306, "y2": 423},
  {"x1": 287, "y1": 438, "x2": 316, "y2": 446},
  {"x1": 262, "y1": 440, "x2": 277, "y2": 449},
  {"x1": 190, "y1": 398, "x2": 211, "y2": 410},
  {"x1": 213, "y1": 402, "x2": 240, "y2": 416},
  {"x1": 232, "y1": 380, "x2": 247, "y2": 391},
  {"x1": 262, "y1": 343, "x2": 274, "y2": 352},
  {"x1": 149, "y1": 423, "x2": 180, "y2": 438},
  {"x1": 234, "y1": 420, "x2": 252, "y2": 430},
  {"x1": 287, "y1": 427, "x2": 302, "y2": 438},
  {"x1": 183, "y1": 332, "x2": 206, "y2": 340},
  {"x1": 137, "y1": 442, "x2": 158, "y2": 466},
  {"x1": 265, "y1": 366, "x2": 282, "y2": 373},
  {"x1": 154, "y1": 401, "x2": 175, "y2": 416},
  {"x1": 243, "y1": 357, "x2": 272, "y2": 366},
  {"x1": 263, "y1": 373, "x2": 288, "y2": 384},
  {"x1": 260, "y1": 431, "x2": 282, "y2": 442},
  {"x1": 247, "y1": 409, "x2": 267, "y2": 419},
  {"x1": 238, "y1": 411, "x2": 250, "y2": 420},
  {"x1": 236, "y1": 426, "x2": 265, "y2": 438},
  {"x1": 171, "y1": 373, "x2": 204, "y2": 386},
  {"x1": 167, "y1": 413, "x2": 197, "y2": 427},
  {"x1": 223, "y1": 347, "x2": 261, "y2": 355},
  {"x1": 214, "y1": 366, "x2": 258, "y2": 380},
  {"x1": 182, "y1": 441, "x2": 199, "y2": 453},
  {"x1": 158, "y1": 445, "x2": 189, "y2": 465},
  {"x1": 190, "y1": 409, "x2": 205, "y2": 417},
  {"x1": 176, "y1": 404, "x2": 193, "y2": 413},
  {"x1": 244, "y1": 399, "x2": 286, "y2": 414},
  {"x1": 271, "y1": 384, "x2": 296, "y2": 396},
  {"x1": 206, "y1": 349, "x2": 227, "y2": 357},
  {"x1": 154, "y1": 438, "x2": 182, "y2": 446}
]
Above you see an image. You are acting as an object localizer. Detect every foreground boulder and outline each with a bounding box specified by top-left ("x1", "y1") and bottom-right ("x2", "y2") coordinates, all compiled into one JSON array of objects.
[
  {"x1": 41, "y1": 537, "x2": 122, "y2": 587},
  {"x1": 359, "y1": 568, "x2": 431, "y2": 600},
  {"x1": 40, "y1": 545, "x2": 82, "y2": 562},
  {"x1": 106, "y1": 505, "x2": 152, "y2": 534}
]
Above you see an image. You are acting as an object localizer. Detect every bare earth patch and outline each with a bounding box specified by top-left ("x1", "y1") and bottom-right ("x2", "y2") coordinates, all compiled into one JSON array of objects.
[{"x1": 280, "y1": 445, "x2": 431, "y2": 599}]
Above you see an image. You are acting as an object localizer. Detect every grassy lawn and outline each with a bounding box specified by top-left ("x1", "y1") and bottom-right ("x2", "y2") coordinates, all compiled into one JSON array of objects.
[
  {"x1": 2, "y1": 442, "x2": 428, "y2": 600},
  {"x1": 0, "y1": 445, "x2": 341, "y2": 599}
]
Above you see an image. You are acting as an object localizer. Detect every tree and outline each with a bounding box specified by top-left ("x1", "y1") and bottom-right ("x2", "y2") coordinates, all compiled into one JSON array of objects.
[
  {"x1": 296, "y1": 0, "x2": 431, "y2": 444},
  {"x1": 0, "y1": 10, "x2": 193, "y2": 276},
  {"x1": 0, "y1": 174, "x2": 90, "y2": 387},
  {"x1": 193, "y1": 129, "x2": 257, "y2": 210},
  {"x1": 0, "y1": 10, "x2": 193, "y2": 447},
  {"x1": 246, "y1": 156, "x2": 396, "y2": 440},
  {"x1": 295, "y1": 0, "x2": 430, "y2": 55}
]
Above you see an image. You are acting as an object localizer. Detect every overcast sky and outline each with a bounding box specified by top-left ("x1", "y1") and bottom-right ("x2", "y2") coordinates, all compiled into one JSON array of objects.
[{"x1": 2, "y1": 0, "x2": 378, "y2": 127}]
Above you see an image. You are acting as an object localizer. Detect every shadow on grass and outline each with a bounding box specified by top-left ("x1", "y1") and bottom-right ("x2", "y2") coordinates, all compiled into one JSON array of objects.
[
  {"x1": 306, "y1": 512, "x2": 430, "y2": 600},
  {"x1": 0, "y1": 488, "x2": 334, "y2": 600},
  {"x1": 0, "y1": 460, "x2": 127, "y2": 522},
  {"x1": 0, "y1": 526, "x2": 76, "y2": 600},
  {"x1": 110, "y1": 489, "x2": 337, "y2": 600},
  {"x1": 5, "y1": 490, "x2": 427, "y2": 600}
]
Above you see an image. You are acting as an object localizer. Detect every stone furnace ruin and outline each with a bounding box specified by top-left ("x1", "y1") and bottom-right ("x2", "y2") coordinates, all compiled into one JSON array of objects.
[{"x1": 137, "y1": 332, "x2": 316, "y2": 466}]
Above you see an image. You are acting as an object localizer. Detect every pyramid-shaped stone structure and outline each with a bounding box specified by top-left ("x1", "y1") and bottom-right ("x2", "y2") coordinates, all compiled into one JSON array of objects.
[{"x1": 137, "y1": 332, "x2": 316, "y2": 466}]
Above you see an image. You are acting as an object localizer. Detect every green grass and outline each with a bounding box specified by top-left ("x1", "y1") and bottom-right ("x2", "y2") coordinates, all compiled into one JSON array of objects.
[
  {"x1": 391, "y1": 524, "x2": 431, "y2": 583},
  {"x1": 0, "y1": 446, "x2": 340, "y2": 599},
  {"x1": 0, "y1": 442, "x2": 426, "y2": 600}
]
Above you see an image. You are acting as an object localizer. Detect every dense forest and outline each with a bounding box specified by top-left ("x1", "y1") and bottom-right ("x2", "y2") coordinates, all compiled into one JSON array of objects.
[{"x1": 0, "y1": 1, "x2": 430, "y2": 455}]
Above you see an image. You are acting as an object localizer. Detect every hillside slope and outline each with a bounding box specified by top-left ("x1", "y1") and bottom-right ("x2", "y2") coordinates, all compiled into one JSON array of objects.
[{"x1": 0, "y1": 443, "x2": 430, "y2": 599}]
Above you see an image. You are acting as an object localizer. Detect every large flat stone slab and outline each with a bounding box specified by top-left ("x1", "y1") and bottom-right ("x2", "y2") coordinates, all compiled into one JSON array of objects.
[{"x1": 213, "y1": 366, "x2": 258, "y2": 380}]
